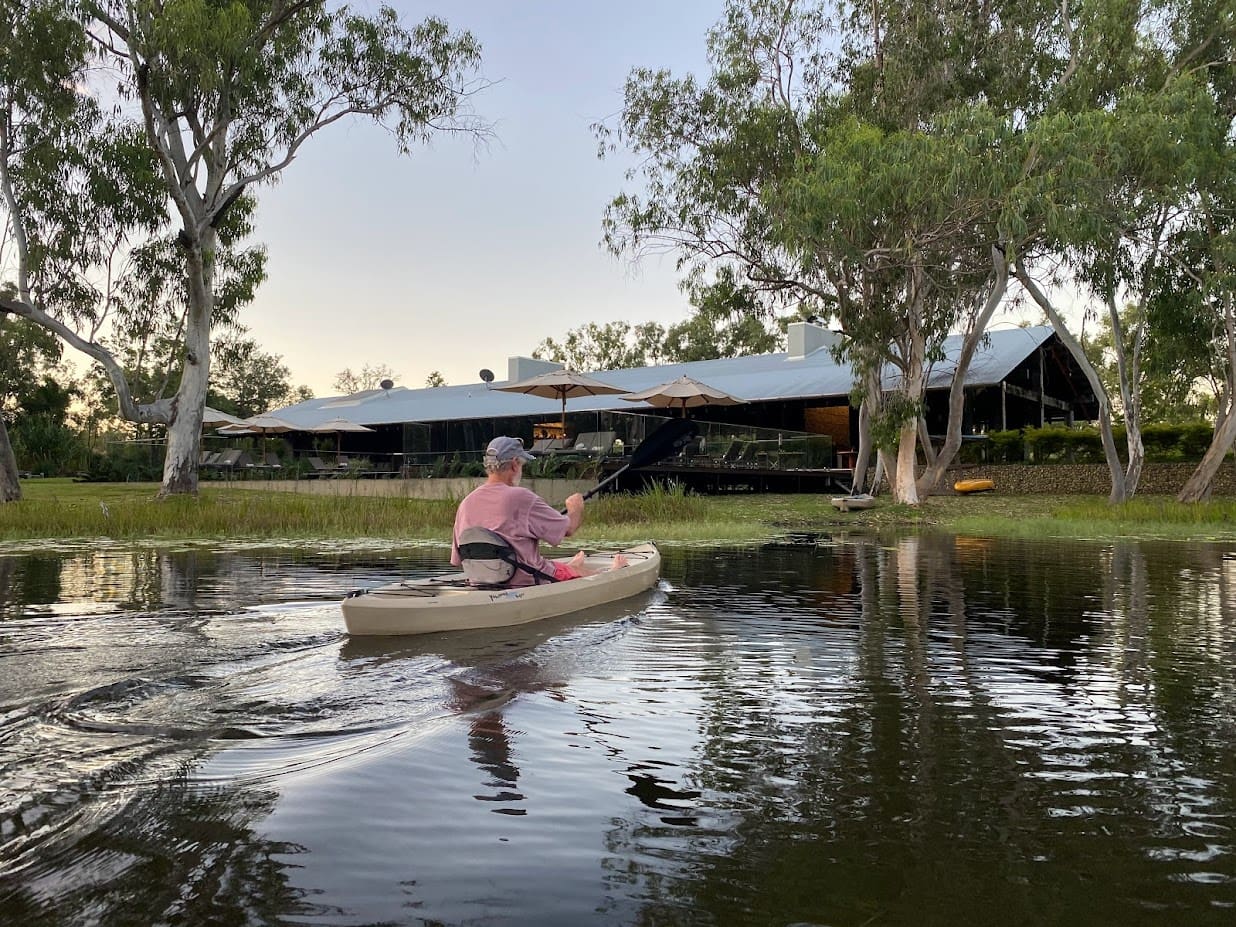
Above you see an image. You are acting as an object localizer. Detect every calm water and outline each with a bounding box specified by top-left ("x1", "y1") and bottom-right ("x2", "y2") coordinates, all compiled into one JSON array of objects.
[{"x1": 1, "y1": 535, "x2": 1234, "y2": 926}]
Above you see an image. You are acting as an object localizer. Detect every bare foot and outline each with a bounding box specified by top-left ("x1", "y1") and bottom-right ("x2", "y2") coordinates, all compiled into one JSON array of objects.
[
  {"x1": 609, "y1": 553, "x2": 629, "y2": 571},
  {"x1": 568, "y1": 550, "x2": 588, "y2": 569}
]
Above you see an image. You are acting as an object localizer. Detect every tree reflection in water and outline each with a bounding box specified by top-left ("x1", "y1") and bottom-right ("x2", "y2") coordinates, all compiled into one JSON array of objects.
[
  {"x1": 596, "y1": 537, "x2": 1236, "y2": 927},
  {"x1": 1, "y1": 539, "x2": 1235, "y2": 924}
]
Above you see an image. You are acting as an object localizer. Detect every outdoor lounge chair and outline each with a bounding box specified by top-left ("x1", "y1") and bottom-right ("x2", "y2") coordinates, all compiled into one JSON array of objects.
[
  {"x1": 678, "y1": 438, "x2": 708, "y2": 465},
  {"x1": 212, "y1": 449, "x2": 253, "y2": 475},
  {"x1": 530, "y1": 437, "x2": 567, "y2": 454},
  {"x1": 568, "y1": 431, "x2": 617, "y2": 457},
  {"x1": 305, "y1": 456, "x2": 337, "y2": 478},
  {"x1": 716, "y1": 440, "x2": 744, "y2": 466},
  {"x1": 734, "y1": 443, "x2": 759, "y2": 467}
]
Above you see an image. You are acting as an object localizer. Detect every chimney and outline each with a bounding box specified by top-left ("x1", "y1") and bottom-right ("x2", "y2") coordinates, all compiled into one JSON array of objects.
[
  {"x1": 507, "y1": 356, "x2": 563, "y2": 382},
  {"x1": 787, "y1": 321, "x2": 841, "y2": 360}
]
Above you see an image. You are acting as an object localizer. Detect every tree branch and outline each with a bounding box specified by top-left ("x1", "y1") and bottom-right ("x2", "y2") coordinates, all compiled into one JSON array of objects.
[{"x1": 0, "y1": 295, "x2": 169, "y2": 423}]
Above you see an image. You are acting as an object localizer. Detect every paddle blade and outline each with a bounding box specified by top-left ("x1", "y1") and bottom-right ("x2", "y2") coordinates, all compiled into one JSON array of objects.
[{"x1": 630, "y1": 417, "x2": 700, "y2": 468}]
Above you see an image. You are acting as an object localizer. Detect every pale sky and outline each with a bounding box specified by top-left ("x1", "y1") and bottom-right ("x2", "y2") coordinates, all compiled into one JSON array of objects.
[{"x1": 243, "y1": 1, "x2": 724, "y2": 396}]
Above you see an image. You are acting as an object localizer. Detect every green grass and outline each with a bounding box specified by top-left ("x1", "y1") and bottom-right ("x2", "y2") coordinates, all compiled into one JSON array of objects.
[
  {"x1": 4, "y1": 478, "x2": 1236, "y2": 546},
  {"x1": 3, "y1": 480, "x2": 458, "y2": 542}
]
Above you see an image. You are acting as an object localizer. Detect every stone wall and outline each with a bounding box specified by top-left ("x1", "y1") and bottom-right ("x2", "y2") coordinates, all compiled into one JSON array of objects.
[{"x1": 945, "y1": 462, "x2": 1236, "y2": 495}]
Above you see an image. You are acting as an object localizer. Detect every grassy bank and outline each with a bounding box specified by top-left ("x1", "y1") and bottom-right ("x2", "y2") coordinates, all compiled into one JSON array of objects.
[{"x1": 3, "y1": 479, "x2": 1236, "y2": 547}]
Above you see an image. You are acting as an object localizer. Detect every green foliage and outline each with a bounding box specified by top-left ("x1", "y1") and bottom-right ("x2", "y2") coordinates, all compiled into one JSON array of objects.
[
  {"x1": 1140, "y1": 422, "x2": 1215, "y2": 461},
  {"x1": 8, "y1": 414, "x2": 88, "y2": 476},
  {"x1": 534, "y1": 321, "x2": 665, "y2": 370},
  {"x1": 209, "y1": 328, "x2": 300, "y2": 418},
  {"x1": 534, "y1": 267, "x2": 788, "y2": 370},
  {"x1": 869, "y1": 394, "x2": 922, "y2": 451},
  {"x1": 587, "y1": 481, "x2": 707, "y2": 525},
  {"x1": 10, "y1": 483, "x2": 1236, "y2": 545},
  {"x1": 0, "y1": 317, "x2": 62, "y2": 413},
  {"x1": 981, "y1": 422, "x2": 1218, "y2": 464},
  {"x1": 77, "y1": 442, "x2": 165, "y2": 483}
]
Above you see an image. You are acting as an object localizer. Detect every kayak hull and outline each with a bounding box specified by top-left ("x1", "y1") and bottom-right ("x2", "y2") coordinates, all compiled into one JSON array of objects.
[
  {"x1": 831, "y1": 493, "x2": 876, "y2": 511},
  {"x1": 342, "y1": 543, "x2": 661, "y2": 636}
]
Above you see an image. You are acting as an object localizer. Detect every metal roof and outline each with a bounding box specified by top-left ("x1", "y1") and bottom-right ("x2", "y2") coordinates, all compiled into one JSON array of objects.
[{"x1": 270, "y1": 325, "x2": 1055, "y2": 429}]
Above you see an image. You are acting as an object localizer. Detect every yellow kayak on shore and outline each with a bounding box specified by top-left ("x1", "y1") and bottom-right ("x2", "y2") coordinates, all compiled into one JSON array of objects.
[{"x1": 954, "y1": 479, "x2": 995, "y2": 494}]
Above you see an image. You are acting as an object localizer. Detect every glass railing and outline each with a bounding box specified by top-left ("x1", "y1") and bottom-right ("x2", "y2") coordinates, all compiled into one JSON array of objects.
[{"x1": 392, "y1": 411, "x2": 836, "y2": 478}]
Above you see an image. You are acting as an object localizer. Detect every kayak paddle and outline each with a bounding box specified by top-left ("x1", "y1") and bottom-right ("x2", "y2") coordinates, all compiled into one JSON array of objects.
[{"x1": 560, "y1": 417, "x2": 700, "y2": 513}]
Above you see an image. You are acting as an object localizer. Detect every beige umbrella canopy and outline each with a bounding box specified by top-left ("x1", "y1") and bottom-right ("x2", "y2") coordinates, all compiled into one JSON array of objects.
[
  {"x1": 305, "y1": 417, "x2": 376, "y2": 455},
  {"x1": 217, "y1": 414, "x2": 302, "y2": 456},
  {"x1": 217, "y1": 414, "x2": 300, "y2": 436},
  {"x1": 494, "y1": 369, "x2": 627, "y2": 426},
  {"x1": 202, "y1": 406, "x2": 247, "y2": 428},
  {"x1": 620, "y1": 375, "x2": 746, "y2": 416}
]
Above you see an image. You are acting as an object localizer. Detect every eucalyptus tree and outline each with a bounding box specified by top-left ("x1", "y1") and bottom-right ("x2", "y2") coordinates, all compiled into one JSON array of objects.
[
  {"x1": 1173, "y1": 188, "x2": 1236, "y2": 502},
  {"x1": 1086, "y1": 304, "x2": 1215, "y2": 425},
  {"x1": 1, "y1": 1, "x2": 487, "y2": 498},
  {"x1": 0, "y1": 0, "x2": 119, "y2": 501},
  {"x1": 1009, "y1": 4, "x2": 1227, "y2": 502},
  {"x1": 600, "y1": 0, "x2": 1062, "y2": 504},
  {"x1": 1170, "y1": 2, "x2": 1236, "y2": 502},
  {"x1": 603, "y1": 0, "x2": 1223, "y2": 504}
]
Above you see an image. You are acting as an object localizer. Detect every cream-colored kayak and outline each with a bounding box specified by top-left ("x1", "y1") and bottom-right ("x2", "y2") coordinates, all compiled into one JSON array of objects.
[{"x1": 342, "y1": 543, "x2": 661, "y2": 636}]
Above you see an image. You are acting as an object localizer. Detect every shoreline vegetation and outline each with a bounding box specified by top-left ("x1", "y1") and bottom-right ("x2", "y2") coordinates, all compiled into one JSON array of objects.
[{"x1": 3, "y1": 479, "x2": 1236, "y2": 548}]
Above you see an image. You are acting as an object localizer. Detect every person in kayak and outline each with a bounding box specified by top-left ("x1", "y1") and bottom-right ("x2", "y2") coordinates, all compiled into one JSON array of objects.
[{"x1": 451, "y1": 436, "x2": 628, "y2": 585}]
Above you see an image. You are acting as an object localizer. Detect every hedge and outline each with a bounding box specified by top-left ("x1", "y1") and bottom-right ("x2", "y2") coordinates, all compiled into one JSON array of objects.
[{"x1": 961, "y1": 422, "x2": 1218, "y2": 465}]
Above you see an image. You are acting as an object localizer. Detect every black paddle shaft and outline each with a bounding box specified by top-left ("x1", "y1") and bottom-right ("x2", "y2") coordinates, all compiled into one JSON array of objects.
[{"x1": 558, "y1": 417, "x2": 700, "y2": 513}]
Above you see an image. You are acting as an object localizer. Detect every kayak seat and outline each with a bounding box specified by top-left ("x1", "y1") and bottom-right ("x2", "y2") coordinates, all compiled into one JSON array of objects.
[{"x1": 457, "y1": 526, "x2": 559, "y2": 586}]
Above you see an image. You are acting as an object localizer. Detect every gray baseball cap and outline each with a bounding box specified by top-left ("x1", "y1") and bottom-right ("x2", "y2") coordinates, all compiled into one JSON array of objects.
[{"x1": 485, "y1": 436, "x2": 535, "y2": 463}]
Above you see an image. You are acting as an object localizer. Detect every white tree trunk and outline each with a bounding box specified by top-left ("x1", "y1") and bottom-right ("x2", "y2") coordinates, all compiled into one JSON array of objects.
[
  {"x1": 917, "y1": 246, "x2": 1009, "y2": 495},
  {"x1": 159, "y1": 231, "x2": 215, "y2": 496},
  {"x1": 853, "y1": 368, "x2": 882, "y2": 493},
  {"x1": 0, "y1": 416, "x2": 20, "y2": 502},
  {"x1": 1015, "y1": 258, "x2": 1128, "y2": 503},
  {"x1": 893, "y1": 418, "x2": 921, "y2": 504},
  {"x1": 1179, "y1": 293, "x2": 1236, "y2": 502},
  {"x1": 1179, "y1": 402, "x2": 1236, "y2": 502},
  {"x1": 1107, "y1": 290, "x2": 1145, "y2": 497},
  {"x1": 888, "y1": 292, "x2": 927, "y2": 505}
]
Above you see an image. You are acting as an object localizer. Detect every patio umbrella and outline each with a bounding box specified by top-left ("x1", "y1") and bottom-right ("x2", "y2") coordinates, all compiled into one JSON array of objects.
[
  {"x1": 305, "y1": 417, "x2": 375, "y2": 455},
  {"x1": 202, "y1": 406, "x2": 247, "y2": 428},
  {"x1": 494, "y1": 369, "x2": 627, "y2": 428},
  {"x1": 217, "y1": 414, "x2": 301, "y2": 457},
  {"x1": 620, "y1": 375, "x2": 746, "y2": 416}
]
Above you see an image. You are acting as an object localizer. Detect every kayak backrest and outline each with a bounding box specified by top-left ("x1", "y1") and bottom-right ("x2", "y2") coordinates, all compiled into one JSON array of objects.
[{"x1": 457, "y1": 526, "x2": 518, "y2": 585}]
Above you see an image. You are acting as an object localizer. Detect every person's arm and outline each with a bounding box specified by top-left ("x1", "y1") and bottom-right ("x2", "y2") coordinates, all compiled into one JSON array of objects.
[
  {"x1": 562, "y1": 492, "x2": 584, "y2": 537},
  {"x1": 449, "y1": 507, "x2": 464, "y2": 565},
  {"x1": 526, "y1": 492, "x2": 577, "y2": 547}
]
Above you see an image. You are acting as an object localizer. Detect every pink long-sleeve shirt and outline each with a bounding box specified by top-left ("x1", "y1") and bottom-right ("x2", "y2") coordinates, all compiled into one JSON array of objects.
[{"x1": 450, "y1": 483, "x2": 570, "y2": 585}]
